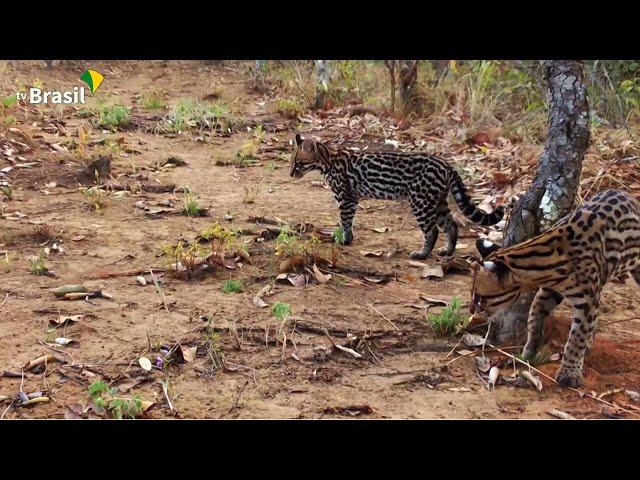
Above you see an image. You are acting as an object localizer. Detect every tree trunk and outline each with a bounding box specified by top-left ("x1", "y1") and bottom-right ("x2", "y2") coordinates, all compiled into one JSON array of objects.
[
  {"x1": 384, "y1": 60, "x2": 396, "y2": 113},
  {"x1": 313, "y1": 60, "x2": 330, "y2": 109},
  {"x1": 253, "y1": 60, "x2": 267, "y2": 92},
  {"x1": 489, "y1": 60, "x2": 591, "y2": 345},
  {"x1": 399, "y1": 60, "x2": 419, "y2": 116}
]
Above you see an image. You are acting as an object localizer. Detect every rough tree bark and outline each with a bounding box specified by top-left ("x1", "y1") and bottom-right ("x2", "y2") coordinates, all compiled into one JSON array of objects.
[
  {"x1": 489, "y1": 60, "x2": 591, "y2": 345},
  {"x1": 384, "y1": 60, "x2": 396, "y2": 113},
  {"x1": 399, "y1": 60, "x2": 419, "y2": 115},
  {"x1": 313, "y1": 60, "x2": 330, "y2": 109}
]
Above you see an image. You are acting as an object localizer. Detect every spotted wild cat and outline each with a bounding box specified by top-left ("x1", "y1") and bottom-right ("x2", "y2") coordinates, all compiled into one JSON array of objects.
[
  {"x1": 289, "y1": 134, "x2": 504, "y2": 259},
  {"x1": 471, "y1": 189, "x2": 640, "y2": 387}
]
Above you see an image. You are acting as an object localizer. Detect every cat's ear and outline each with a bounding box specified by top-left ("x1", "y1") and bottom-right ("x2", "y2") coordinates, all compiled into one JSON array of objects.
[
  {"x1": 295, "y1": 133, "x2": 304, "y2": 146},
  {"x1": 481, "y1": 259, "x2": 510, "y2": 278},
  {"x1": 476, "y1": 238, "x2": 501, "y2": 259},
  {"x1": 301, "y1": 137, "x2": 318, "y2": 153}
]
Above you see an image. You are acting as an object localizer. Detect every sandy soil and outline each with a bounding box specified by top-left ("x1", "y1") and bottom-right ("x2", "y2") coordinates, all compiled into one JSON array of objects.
[{"x1": 1, "y1": 61, "x2": 639, "y2": 419}]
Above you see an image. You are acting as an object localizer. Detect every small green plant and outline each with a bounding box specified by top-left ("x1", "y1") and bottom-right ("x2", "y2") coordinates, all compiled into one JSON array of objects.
[
  {"x1": 181, "y1": 191, "x2": 203, "y2": 217},
  {"x1": 199, "y1": 222, "x2": 237, "y2": 242},
  {"x1": 274, "y1": 227, "x2": 302, "y2": 258},
  {"x1": 96, "y1": 104, "x2": 131, "y2": 129},
  {"x1": 83, "y1": 187, "x2": 108, "y2": 212},
  {"x1": 273, "y1": 98, "x2": 304, "y2": 119},
  {"x1": 160, "y1": 241, "x2": 208, "y2": 274},
  {"x1": 426, "y1": 297, "x2": 467, "y2": 337},
  {"x1": 332, "y1": 227, "x2": 346, "y2": 245},
  {"x1": 28, "y1": 253, "x2": 47, "y2": 276},
  {"x1": 243, "y1": 179, "x2": 264, "y2": 204},
  {"x1": 272, "y1": 301, "x2": 291, "y2": 322},
  {"x1": 221, "y1": 278, "x2": 244, "y2": 293},
  {"x1": 87, "y1": 381, "x2": 144, "y2": 419},
  {"x1": 161, "y1": 98, "x2": 230, "y2": 133},
  {"x1": 141, "y1": 90, "x2": 166, "y2": 110},
  {"x1": 0, "y1": 184, "x2": 13, "y2": 201}
]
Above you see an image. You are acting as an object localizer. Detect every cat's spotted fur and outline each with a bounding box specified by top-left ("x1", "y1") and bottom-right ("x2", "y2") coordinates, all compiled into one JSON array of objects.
[
  {"x1": 471, "y1": 189, "x2": 640, "y2": 387},
  {"x1": 290, "y1": 134, "x2": 504, "y2": 258}
]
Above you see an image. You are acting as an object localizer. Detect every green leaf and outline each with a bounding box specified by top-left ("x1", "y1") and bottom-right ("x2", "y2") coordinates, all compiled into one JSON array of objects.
[{"x1": 2, "y1": 95, "x2": 17, "y2": 107}]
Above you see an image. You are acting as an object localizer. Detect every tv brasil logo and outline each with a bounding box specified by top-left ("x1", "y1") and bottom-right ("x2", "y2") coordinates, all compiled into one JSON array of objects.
[{"x1": 17, "y1": 69, "x2": 104, "y2": 105}]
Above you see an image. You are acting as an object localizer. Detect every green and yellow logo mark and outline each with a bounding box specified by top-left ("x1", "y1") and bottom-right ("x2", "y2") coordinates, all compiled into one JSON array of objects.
[{"x1": 80, "y1": 69, "x2": 104, "y2": 94}]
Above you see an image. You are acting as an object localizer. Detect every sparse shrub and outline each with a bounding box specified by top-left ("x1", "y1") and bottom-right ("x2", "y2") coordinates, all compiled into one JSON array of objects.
[
  {"x1": 141, "y1": 90, "x2": 166, "y2": 110},
  {"x1": 242, "y1": 179, "x2": 264, "y2": 204},
  {"x1": 273, "y1": 98, "x2": 304, "y2": 119},
  {"x1": 87, "y1": 380, "x2": 144, "y2": 420},
  {"x1": 161, "y1": 98, "x2": 230, "y2": 133},
  {"x1": 0, "y1": 184, "x2": 13, "y2": 201},
  {"x1": 221, "y1": 278, "x2": 244, "y2": 293},
  {"x1": 426, "y1": 297, "x2": 467, "y2": 336},
  {"x1": 96, "y1": 104, "x2": 131, "y2": 129},
  {"x1": 332, "y1": 227, "x2": 345, "y2": 246},
  {"x1": 271, "y1": 301, "x2": 291, "y2": 322},
  {"x1": 28, "y1": 253, "x2": 47, "y2": 276},
  {"x1": 83, "y1": 187, "x2": 108, "y2": 212}
]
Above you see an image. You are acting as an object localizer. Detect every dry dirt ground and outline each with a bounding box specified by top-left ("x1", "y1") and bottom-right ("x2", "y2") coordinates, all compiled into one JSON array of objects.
[{"x1": 1, "y1": 61, "x2": 639, "y2": 419}]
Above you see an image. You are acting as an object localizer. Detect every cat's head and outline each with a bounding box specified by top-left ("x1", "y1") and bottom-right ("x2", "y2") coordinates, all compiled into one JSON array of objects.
[{"x1": 290, "y1": 134, "x2": 325, "y2": 178}]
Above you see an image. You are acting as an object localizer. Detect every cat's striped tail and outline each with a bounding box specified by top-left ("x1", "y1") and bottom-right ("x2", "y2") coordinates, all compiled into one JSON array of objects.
[{"x1": 450, "y1": 170, "x2": 504, "y2": 226}]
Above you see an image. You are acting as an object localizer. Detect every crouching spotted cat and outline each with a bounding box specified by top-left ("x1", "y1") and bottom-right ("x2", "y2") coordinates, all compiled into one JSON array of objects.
[{"x1": 471, "y1": 189, "x2": 640, "y2": 387}]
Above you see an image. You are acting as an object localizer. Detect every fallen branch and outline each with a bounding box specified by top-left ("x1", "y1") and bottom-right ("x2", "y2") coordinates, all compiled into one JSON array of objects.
[
  {"x1": 368, "y1": 304, "x2": 399, "y2": 331},
  {"x1": 601, "y1": 316, "x2": 640, "y2": 327},
  {"x1": 227, "y1": 380, "x2": 249, "y2": 414}
]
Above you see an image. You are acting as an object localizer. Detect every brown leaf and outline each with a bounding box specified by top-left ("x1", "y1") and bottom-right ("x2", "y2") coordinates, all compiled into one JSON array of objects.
[
  {"x1": 360, "y1": 250, "x2": 383, "y2": 257},
  {"x1": 311, "y1": 264, "x2": 332, "y2": 284},
  {"x1": 23, "y1": 354, "x2": 59, "y2": 371},
  {"x1": 468, "y1": 132, "x2": 490, "y2": 145},
  {"x1": 422, "y1": 264, "x2": 444, "y2": 279},
  {"x1": 287, "y1": 274, "x2": 308, "y2": 287},
  {"x1": 182, "y1": 346, "x2": 197, "y2": 363}
]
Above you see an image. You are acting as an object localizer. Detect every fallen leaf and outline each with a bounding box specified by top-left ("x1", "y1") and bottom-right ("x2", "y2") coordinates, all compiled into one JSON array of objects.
[
  {"x1": 311, "y1": 264, "x2": 332, "y2": 284},
  {"x1": 333, "y1": 344, "x2": 362, "y2": 359},
  {"x1": 182, "y1": 346, "x2": 197, "y2": 363},
  {"x1": 50, "y1": 284, "x2": 87, "y2": 298},
  {"x1": 253, "y1": 296, "x2": 268, "y2": 308},
  {"x1": 54, "y1": 337, "x2": 75, "y2": 346},
  {"x1": 23, "y1": 354, "x2": 59, "y2": 371},
  {"x1": 408, "y1": 260, "x2": 429, "y2": 269},
  {"x1": 323, "y1": 404, "x2": 373, "y2": 416},
  {"x1": 520, "y1": 370, "x2": 543, "y2": 391},
  {"x1": 463, "y1": 332, "x2": 486, "y2": 347},
  {"x1": 626, "y1": 390, "x2": 640, "y2": 402},
  {"x1": 286, "y1": 274, "x2": 308, "y2": 287},
  {"x1": 548, "y1": 409, "x2": 575, "y2": 420},
  {"x1": 488, "y1": 366, "x2": 500, "y2": 389},
  {"x1": 50, "y1": 314, "x2": 85, "y2": 326},
  {"x1": 422, "y1": 264, "x2": 444, "y2": 279},
  {"x1": 371, "y1": 227, "x2": 390, "y2": 233},
  {"x1": 360, "y1": 250, "x2": 383, "y2": 257},
  {"x1": 475, "y1": 356, "x2": 491, "y2": 373},
  {"x1": 138, "y1": 357, "x2": 152, "y2": 372},
  {"x1": 363, "y1": 277, "x2": 386, "y2": 284}
]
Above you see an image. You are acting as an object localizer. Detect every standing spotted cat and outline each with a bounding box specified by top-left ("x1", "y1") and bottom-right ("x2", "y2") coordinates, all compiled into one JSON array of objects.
[
  {"x1": 290, "y1": 134, "x2": 504, "y2": 258},
  {"x1": 471, "y1": 189, "x2": 640, "y2": 387}
]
